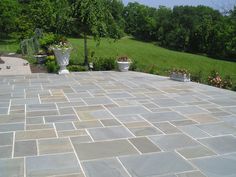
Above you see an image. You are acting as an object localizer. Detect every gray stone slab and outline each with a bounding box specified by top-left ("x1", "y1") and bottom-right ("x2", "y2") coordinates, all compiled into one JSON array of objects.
[
  {"x1": 58, "y1": 107, "x2": 75, "y2": 115},
  {"x1": 45, "y1": 114, "x2": 79, "y2": 123},
  {"x1": 0, "y1": 113, "x2": 25, "y2": 124},
  {"x1": 191, "y1": 153, "x2": 236, "y2": 177},
  {"x1": 171, "y1": 120, "x2": 198, "y2": 126},
  {"x1": 83, "y1": 97, "x2": 113, "y2": 105},
  {"x1": 177, "y1": 171, "x2": 207, "y2": 177},
  {"x1": 82, "y1": 158, "x2": 130, "y2": 177},
  {"x1": 26, "y1": 153, "x2": 81, "y2": 177},
  {"x1": 26, "y1": 103, "x2": 57, "y2": 112},
  {"x1": 26, "y1": 110, "x2": 59, "y2": 118},
  {"x1": 0, "y1": 123, "x2": 24, "y2": 132},
  {"x1": 100, "y1": 119, "x2": 121, "y2": 126},
  {"x1": 198, "y1": 136, "x2": 236, "y2": 154},
  {"x1": 57, "y1": 129, "x2": 87, "y2": 137},
  {"x1": 55, "y1": 122, "x2": 75, "y2": 131},
  {"x1": 177, "y1": 145, "x2": 216, "y2": 159},
  {"x1": 128, "y1": 126, "x2": 163, "y2": 136},
  {"x1": 15, "y1": 129, "x2": 57, "y2": 141},
  {"x1": 109, "y1": 106, "x2": 149, "y2": 116},
  {"x1": 26, "y1": 117, "x2": 44, "y2": 125},
  {"x1": 116, "y1": 114, "x2": 144, "y2": 123},
  {"x1": 0, "y1": 132, "x2": 13, "y2": 146},
  {"x1": 179, "y1": 125, "x2": 209, "y2": 138},
  {"x1": 73, "y1": 120, "x2": 103, "y2": 129},
  {"x1": 0, "y1": 158, "x2": 24, "y2": 177},
  {"x1": 38, "y1": 138, "x2": 73, "y2": 155},
  {"x1": 153, "y1": 122, "x2": 181, "y2": 134},
  {"x1": 0, "y1": 107, "x2": 8, "y2": 114},
  {"x1": 0, "y1": 146, "x2": 12, "y2": 159},
  {"x1": 141, "y1": 112, "x2": 186, "y2": 123},
  {"x1": 149, "y1": 134, "x2": 199, "y2": 151},
  {"x1": 120, "y1": 152, "x2": 194, "y2": 177},
  {"x1": 153, "y1": 98, "x2": 184, "y2": 107},
  {"x1": 26, "y1": 124, "x2": 54, "y2": 130},
  {"x1": 73, "y1": 139, "x2": 139, "y2": 160},
  {"x1": 197, "y1": 122, "x2": 236, "y2": 136},
  {"x1": 88, "y1": 126, "x2": 133, "y2": 141},
  {"x1": 70, "y1": 136, "x2": 93, "y2": 144},
  {"x1": 14, "y1": 140, "x2": 37, "y2": 157},
  {"x1": 129, "y1": 137, "x2": 161, "y2": 153},
  {"x1": 107, "y1": 92, "x2": 133, "y2": 99},
  {"x1": 173, "y1": 106, "x2": 209, "y2": 115}
]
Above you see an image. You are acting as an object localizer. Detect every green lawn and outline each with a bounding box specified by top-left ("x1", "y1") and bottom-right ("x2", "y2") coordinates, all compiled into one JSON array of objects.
[
  {"x1": 69, "y1": 37, "x2": 236, "y2": 82},
  {"x1": 0, "y1": 39, "x2": 19, "y2": 53}
]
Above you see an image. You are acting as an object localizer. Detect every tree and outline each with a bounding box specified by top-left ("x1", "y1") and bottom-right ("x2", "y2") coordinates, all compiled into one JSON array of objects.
[
  {"x1": 72, "y1": 0, "x2": 122, "y2": 66},
  {"x1": 0, "y1": 0, "x2": 20, "y2": 38}
]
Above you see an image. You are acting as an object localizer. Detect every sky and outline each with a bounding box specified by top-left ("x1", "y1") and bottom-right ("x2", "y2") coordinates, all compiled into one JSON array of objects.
[{"x1": 122, "y1": 0, "x2": 236, "y2": 10}]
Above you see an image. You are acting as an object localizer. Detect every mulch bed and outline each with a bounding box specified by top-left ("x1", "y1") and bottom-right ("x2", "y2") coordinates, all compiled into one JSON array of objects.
[{"x1": 30, "y1": 64, "x2": 47, "y2": 73}]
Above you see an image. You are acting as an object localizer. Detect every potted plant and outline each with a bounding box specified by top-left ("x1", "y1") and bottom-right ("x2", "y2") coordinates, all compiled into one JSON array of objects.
[
  {"x1": 170, "y1": 68, "x2": 191, "y2": 82},
  {"x1": 117, "y1": 56, "x2": 132, "y2": 72},
  {"x1": 50, "y1": 39, "x2": 72, "y2": 74}
]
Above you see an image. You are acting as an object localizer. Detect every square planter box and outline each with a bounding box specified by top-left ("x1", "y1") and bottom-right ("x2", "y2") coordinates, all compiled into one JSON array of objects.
[{"x1": 170, "y1": 73, "x2": 190, "y2": 82}]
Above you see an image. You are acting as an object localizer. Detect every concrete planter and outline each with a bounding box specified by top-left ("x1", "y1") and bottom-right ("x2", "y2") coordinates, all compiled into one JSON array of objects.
[
  {"x1": 170, "y1": 72, "x2": 190, "y2": 82},
  {"x1": 53, "y1": 48, "x2": 71, "y2": 75},
  {"x1": 117, "y1": 61, "x2": 131, "y2": 72}
]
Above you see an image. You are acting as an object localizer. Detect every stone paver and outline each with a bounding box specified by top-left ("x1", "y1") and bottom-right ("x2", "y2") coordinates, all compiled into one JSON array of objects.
[{"x1": 0, "y1": 71, "x2": 236, "y2": 177}]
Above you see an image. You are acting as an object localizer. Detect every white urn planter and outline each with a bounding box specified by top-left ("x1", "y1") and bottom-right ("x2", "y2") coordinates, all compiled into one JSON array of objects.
[
  {"x1": 117, "y1": 61, "x2": 131, "y2": 72},
  {"x1": 170, "y1": 72, "x2": 191, "y2": 82},
  {"x1": 53, "y1": 48, "x2": 71, "y2": 74}
]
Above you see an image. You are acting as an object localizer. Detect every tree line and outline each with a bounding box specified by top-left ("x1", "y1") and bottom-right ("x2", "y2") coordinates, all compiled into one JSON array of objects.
[{"x1": 0, "y1": 0, "x2": 235, "y2": 61}]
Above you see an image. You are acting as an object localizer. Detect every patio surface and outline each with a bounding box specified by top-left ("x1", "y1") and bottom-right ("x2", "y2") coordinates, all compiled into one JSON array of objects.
[{"x1": 0, "y1": 71, "x2": 236, "y2": 177}]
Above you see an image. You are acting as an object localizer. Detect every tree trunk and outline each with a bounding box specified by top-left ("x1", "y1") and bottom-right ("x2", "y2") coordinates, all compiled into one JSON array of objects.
[{"x1": 84, "y1": 33, "x2": 88, "y2": 66}]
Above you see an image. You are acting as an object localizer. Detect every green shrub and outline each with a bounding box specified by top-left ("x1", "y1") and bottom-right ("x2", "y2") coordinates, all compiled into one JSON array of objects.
[
  {"x1": 130, "y1": 59, "x2": 138, "y2": 71},
  {"x1": 39, "y1": 33, "x2": 57, "y2": 51},
  {"x1": 92, "y1": 57, "x2": 116, "y2": 71},
  {"x1": 67, "y1": 65, "x2": 88, "y2": 72},
  {"x1": 46, "y1": 60, "x2": 59, "y2": 73},
  {"x1": 191, "y1": 70, "x2": 203, "y2": 83}
]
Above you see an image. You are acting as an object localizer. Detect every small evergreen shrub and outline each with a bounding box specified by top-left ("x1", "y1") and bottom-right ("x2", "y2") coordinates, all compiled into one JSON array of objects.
[
  {"x1": 46, "y1": 60, "x2": 58, "y2": 73},
  {"x1": 92, "y1": 57, "x2": 116, "y2": 71}
]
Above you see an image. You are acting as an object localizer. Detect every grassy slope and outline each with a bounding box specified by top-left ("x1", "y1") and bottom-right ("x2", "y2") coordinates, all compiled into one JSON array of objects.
[
  {"x1": 69, "y1": 37, "x2": 236, "y2": 80},
  {"x1": 1, "y1": 37, "x2": 235, "y2": 83},
  {"x1": 0, "y1": 39, "x2": 19, "y2": 53}
]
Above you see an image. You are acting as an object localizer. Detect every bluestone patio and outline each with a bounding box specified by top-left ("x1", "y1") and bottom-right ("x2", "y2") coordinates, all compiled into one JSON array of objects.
[{"x1": 0, "y1": 71, "x2": 236, "y2": 177}]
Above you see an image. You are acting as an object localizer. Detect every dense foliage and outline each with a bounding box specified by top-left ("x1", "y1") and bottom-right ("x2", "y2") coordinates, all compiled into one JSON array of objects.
[{"x1": 0, "y1": 0, "x2": 235, "y2": 61}]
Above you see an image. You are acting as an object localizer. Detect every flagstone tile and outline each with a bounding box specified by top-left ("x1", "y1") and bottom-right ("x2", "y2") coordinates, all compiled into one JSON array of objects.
[
  {"x1": 0, "y1": 158, "x2": 24, "y2": 177},
  {"x1": 177, "y1": 145, "x2": 216, "y2": 159},
  {"x1": 129, "y1": 137, "x2": 161, "y2": 153},
  {"x1": 100, "y1": 119, "x2": 121, "y2": 126},
  {"x1": 149, "y1": 134, "x2": 199, "y2": 151},
  {"x1": 14, "y1": 140, "x2": 37, "y2": 157},
  {"x1": 26, "y1": 153, "x2": 81, "y2": 177},
  {"x1": 73, "y1": 140, "x2": 139, "y2": 160},
  {"x1": 15, "y1": 129, "x2": 57, "y2": 141},
  {"x1": 73, "y1": 120, "x2": 103, "y2": 129},
  {"x1": 108, "y1": 106, "x2": 150, "y2": 116},
  {"x1": 82, "y1": 158, "x2": 130, "y2": 177},
  {"x1": 128, "y1": 126, "x2": 162, "y2": 136},
  {"x1": 88, "y1": 126, "x2": 133, "y2": 141},
  {"x1": 44, "y1": 114, "x2": 79, "y2": 123},
  {"x1": 0, "y1": 132, "x2": 13, "y2": 146},
  {"x1": 198, "y1": 136, "x2": 236, "y2": 154},
  {"x1": 191, "y1": 153, "x2": 236, "y2": 177},
  {"x1": 152, "y1": 122, "x2": 181, "y2": 134},
  {"x1": 119, "y1": 152, "x2": 194, "y2": 177},
  {"x1": 197, "y1": 122, "x2": 236, "y2": 136},
  {"x1": 38, "y1": 138, "x2": 73, "y2": 155},
  {"x1": 141, "y1": 111, "x2": 186, "y2": 123},
  {"x1": 0, "y1": 146, "x2": 12, "y2": 159}
]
